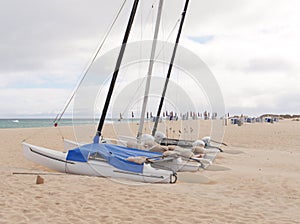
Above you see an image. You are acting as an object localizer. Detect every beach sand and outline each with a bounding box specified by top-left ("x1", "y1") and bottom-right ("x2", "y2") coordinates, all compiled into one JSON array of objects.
[{"x1": 1, "y1": 119, "x2": 300, "y2": 223}]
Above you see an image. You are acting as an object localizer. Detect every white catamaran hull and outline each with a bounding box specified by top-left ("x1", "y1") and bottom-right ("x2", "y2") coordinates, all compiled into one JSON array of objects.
[
  {"x1": 22, "y1": 143, "x2": 176, "y2": 184},
  {"x1": 149, "y1": 157, "x2": 200, "y2": 172}
]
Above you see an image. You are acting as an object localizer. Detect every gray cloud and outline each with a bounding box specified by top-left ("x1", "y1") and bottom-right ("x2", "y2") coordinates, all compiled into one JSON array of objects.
[
  {"x1": 246, "y1": 58, "x2": 292, "y2": 73},
  {"x1": 0, "y1": 0, "x2": 128, "y2": 73},
  {"x1": 0, "y1": 0, "x2": 299, "y2": 117}
]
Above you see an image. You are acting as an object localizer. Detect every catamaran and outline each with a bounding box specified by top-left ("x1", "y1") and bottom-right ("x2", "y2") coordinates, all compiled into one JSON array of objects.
[
  {"x1": 117, "y1": 0, "x2": 222, "y2": 167},
  {"x1": 23, "y1": 0, "x2": 183, "y2": 183},
  {"x1": 66, "y1": 0, "x2": 207, "y2": 172}
]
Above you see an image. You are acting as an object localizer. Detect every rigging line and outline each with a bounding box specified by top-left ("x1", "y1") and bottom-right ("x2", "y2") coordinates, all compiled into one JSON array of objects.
[
  {"x1": 119, "y1": 3, "x2": 156, "y2": 116},
  {"x1": 119, "y1": 1, "x2": 158, "y2": 119},
  {"x1": 53, "y1": 0, "x2": 127, "y2": 126},
  {"x1": 137, "y1": 0, "x2": 143, "y2": 117},
  {"x1": 153, "y1": 17, "x2": 181, "y2": 63},
  {"x1": 142, "y1": 0, "x2": 157, "y2": 33},
  {"x1": 106, "y1": 60, "x2": 141, "y2": 119},
  {"x1": 96, "y1": 0, "x2": 140, "y2": 138},
  {"x1": 117, "y1": 1, "x2": 161, "y2": 121},
  {"x1": 120, "y1": 76, "x2": 147, "y2": 117},
  {"x1": 152, "y1": 0, "x2": 190, "y2": 136},
  {"x1": 22, "y1": 127, "x2": 46, "y2": 143},
  {"x1": 119, "y1": 18, "x2": 180, "y2": 113},
  {"x1": 102, "y1": 61, "x2": 145, "y2": 120},
  {"x1": 137, "y1": 0, "x2": 164, "y2": 138}
]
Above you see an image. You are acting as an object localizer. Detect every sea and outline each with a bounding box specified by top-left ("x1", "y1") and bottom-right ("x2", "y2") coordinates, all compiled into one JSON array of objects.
[
  {"x1": 0, "y1": 119, "x2": 84, "y2": 129},
  {"x1": 0, "y1": 118, "x2": 140, "y2": 129}
]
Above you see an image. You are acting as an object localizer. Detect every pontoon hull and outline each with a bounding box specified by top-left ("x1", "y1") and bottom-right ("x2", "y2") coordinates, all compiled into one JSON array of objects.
[{"x1": 22, "y1": 143, "x2": 175, "y2": 183}]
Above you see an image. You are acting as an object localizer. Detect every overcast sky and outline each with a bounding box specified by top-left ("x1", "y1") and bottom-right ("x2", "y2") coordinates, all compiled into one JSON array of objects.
[{"x1": 0, "y1": 0, "x2": 299, "y2": 118}]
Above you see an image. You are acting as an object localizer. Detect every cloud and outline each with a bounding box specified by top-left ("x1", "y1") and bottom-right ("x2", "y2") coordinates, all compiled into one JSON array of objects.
[
  {"x1": 0, "y1": 0, "x2": 300, "y2": 118},
  {"x1": 0, "y1": 88, "x2": 72, "y2": 118},
  {"x1": 181, "y1": 0, "x2": 300, "y2": 115},
  {"x1": 0, "y1": 0, "x2": 131, "y2": 86},
  {"x1": 245, "y1": 58, "x2": 292, "y2": 73}
]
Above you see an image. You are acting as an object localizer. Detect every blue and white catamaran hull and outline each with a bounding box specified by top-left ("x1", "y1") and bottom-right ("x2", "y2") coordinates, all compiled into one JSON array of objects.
[{"x1": 22, "y1": 142, "x2": 176, "y2": 184}]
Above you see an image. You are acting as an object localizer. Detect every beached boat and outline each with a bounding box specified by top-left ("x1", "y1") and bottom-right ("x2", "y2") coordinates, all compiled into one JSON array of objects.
[
  {"x1": 69, "y1": 0, "x2": 204, "y2": 174},
  {"x1": 62, "y1": 138, "x2": 204, "y2": 172},
  {"x1": 116, "y1": 134, "x2": 214, "y2": 170},
  {"x1": 128, "y1": 0, "x2": 224, "y2": 157},
  {"x1": 156, "y1": 133, "x2": 224, "y2": 153},
  {"x1": 23, "y1": 0, "x2": 181, "y2": 183},
  {"x1": 23, "y1": 142, "x2": 176, "y2": 183}
]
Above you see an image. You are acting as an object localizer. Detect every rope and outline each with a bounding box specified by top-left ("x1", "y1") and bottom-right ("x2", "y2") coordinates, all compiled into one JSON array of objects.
[
  {"x1": 21, "y1": 121, "x2": 59, "y2": 142},
  {"x1": 118, "y1": 0, "x2": 158, "y2": 120},
  {"x1": 154, "y1": 17, "x2": 181, "y2": 62},
  {"x1": 53, "y1": 0, "x2": 127, "y2": 126},
  {"x1": 21, "y1": 128, "x2": 44, "y2": 143},
  {"x1": 117, "y1": 10, "x2": 181, "y2": 120}
]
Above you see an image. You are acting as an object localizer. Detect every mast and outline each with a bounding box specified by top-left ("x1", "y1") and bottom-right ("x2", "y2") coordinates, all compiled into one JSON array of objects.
[
  {"x1": 94, "y1": 0, "x2": 140, "y2": 143},
  {"x1": 137, "y1": 0, "x2": 164, "y2": 139},
  {"x1": 151, "y1": 0, "x2": 189, "y2": 137}
]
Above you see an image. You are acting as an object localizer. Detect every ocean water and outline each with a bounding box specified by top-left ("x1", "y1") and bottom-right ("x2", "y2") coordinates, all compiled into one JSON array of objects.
[
  {"x1": 0, "y1": 118, "x2": 140, "y2": 129},
  {"x1": 0, "y1": 119, "x2": 93, "y2": 129}
]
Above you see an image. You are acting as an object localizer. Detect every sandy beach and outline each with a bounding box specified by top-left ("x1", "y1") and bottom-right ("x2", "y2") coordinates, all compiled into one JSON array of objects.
[{"x1": 1, "y1": 119, "x2": 300, "y2": 223}]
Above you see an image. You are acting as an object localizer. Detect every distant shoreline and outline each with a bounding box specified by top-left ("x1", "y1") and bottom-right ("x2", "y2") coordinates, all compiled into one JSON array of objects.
[{"x1": 1, "y1": 113, "x2": 299, "y2": 129}]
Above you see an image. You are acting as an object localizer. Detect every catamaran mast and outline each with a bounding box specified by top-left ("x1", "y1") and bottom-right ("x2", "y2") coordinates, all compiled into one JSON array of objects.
[
  {"x1": 94, "y1": 0, "x2": 140, "y2": 142},
  {"x1": 137, "y1": 0, "x2": 164, "y2": 139},
  {"x1": 152, "y1": 0, "x2": 189, "y2": 137}
]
